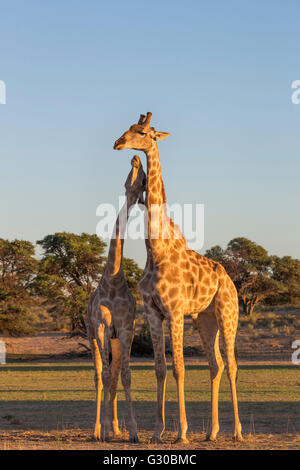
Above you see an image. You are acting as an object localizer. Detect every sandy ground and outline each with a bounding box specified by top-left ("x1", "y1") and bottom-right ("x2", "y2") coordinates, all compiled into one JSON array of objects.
[
  {"x1": 1, "y1": 323, "x2": 296, "y2": 362},
  {"x1": 1, "y1": 333, "x2": 85, "y2": 360},
  {"x1": 1, "y1": 429, "x2": 299, "y2": 450}
]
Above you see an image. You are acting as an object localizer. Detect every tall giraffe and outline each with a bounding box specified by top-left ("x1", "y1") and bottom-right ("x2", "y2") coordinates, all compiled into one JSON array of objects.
[
  {"x1": 114, "y1": 113, "x2": 243, "y2": 443},
  {"x1": 86, "y1": 155, "x2": 146, "y2": 443}
]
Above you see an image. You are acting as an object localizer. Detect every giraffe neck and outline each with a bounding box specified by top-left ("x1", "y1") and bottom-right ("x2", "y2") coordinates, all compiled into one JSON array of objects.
[
  {"x1": 145, "y1": 144, "x2": 166, "y2": 207},
  {"x1": 105, "y1": 194, "x2": 135, "y2": 277},
  {"x1": 144, "y1": 144, "x2": 185, "y2": 262}
]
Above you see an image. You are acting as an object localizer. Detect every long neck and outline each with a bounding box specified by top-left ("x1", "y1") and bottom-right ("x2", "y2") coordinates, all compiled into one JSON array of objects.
[
  {"x1": 106, "y1": 194, "x2": 134, "y2": 277},
  {"x1": 146, "y1": 144, "x2": 166, "y2": 208},
  {"x1": 145, "y1": 144, "x2": 185, "y2": 261}
]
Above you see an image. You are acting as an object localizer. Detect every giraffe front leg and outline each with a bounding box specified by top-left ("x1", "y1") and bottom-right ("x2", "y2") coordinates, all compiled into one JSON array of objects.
[
  {"x1": 96, "y1": 324, "x2": 112, "y2": 442},
  {"x1": 110, "y1": 338, "x2": 122, "y2": 437},
  {"x1": 89, "y1": 337, "x2": 103, "y2": 441},
  {"x1": 145, "y1": 306, "x2": 167, "y2": 444},
  {"x1": 168, "y1": 315, "x2": 189, "y2": 444}
]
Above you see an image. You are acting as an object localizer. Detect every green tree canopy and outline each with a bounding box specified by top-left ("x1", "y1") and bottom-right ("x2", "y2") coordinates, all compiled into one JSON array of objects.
[
  {"x1": 0, "y1": 238, "x2": 38, "y2": 336},
  {"x1": 270, "y1": 255, "x2": 300, "y2": 303},
  {"x1": 36, "y1": 232, "x2": 143, "y2": 336},
  {"x1": 122, "y1": 257, "x2": 143, "y2": 296},
  {"x1": 36, "y1": 232, "x2": 107, "y2": 336},
  {"x1": 205, "y1": 237, "x2": 286, "y2": 316},
  {"x1": 0, "y1": 238, "x2": 38, "y2": 301}
]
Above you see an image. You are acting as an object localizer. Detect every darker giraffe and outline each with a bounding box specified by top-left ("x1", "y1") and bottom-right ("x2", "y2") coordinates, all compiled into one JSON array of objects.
[
  {"x1": 114, "y1": 113, "x2": 243, "y2": 443},
  {"x1": 86, "y1": 156, "x2": 146, "y2": 443}
]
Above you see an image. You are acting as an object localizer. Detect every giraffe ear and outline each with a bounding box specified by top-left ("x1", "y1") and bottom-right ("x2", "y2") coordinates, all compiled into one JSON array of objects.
[{"x1": 155, "y1": 131, "x2": 170, "y2": 141}]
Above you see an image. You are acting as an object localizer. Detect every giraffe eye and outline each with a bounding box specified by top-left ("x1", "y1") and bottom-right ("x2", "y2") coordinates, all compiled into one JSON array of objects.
[{"x1": 138, "y1": 131, "x2": 146, "y2": 136}]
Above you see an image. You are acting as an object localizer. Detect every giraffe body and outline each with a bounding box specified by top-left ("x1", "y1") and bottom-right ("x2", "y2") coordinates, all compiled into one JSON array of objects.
[
  {"x1": 114, "y1": 113, "x2": 243, "y2": 443},
  {"x1": 86, "y1": 156, "x2": 146, "y2": 442}
]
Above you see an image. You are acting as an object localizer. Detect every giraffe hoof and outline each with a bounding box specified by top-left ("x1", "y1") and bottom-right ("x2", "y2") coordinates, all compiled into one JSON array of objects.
[
  {"x1": 151, "y1": 435, "x2": 163, "y2": 444},
  {"x1": 93, "y1": 430, "x2": 101, "y2": 441},
  {"x1": 129, "y1": 435, "x2": 139, "y2": 443},
  {"x1": 205, "y1": 434, "x2": 217, "y2": 441},
  {"x1": 174, "y1": 437, "x2": 189, "y2": 444},
  {"x1": 113, "y1": 431, "x2": 122, "y2": 438},
  {"x1": 233, "y1": 434, "x2": 244, "y2": 442}
]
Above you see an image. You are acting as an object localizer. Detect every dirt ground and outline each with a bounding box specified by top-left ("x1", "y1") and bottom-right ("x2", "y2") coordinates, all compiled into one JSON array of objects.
[
  {"x1": 2, "y1": 332, "x2": 85, "y2": 361},
  {"x1": 1, "y1": 429, "x2": 299, "y2": 450},
  {"x1": 2, "y1": 306, "x2": 299, "y2": 362}
]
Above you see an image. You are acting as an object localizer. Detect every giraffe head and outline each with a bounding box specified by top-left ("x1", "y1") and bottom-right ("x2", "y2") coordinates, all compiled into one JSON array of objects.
[
  {"x1": 125, "y1": 155, "x2": 146, "y2": 205},
  {"x1": 114, "y1": 112, "x2": 170, "y2": 152}
]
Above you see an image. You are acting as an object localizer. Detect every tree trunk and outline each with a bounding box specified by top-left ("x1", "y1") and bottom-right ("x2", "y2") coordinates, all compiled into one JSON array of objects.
[
  {"x1": 247, "y1": 302, "x2": 255, "y2": 318},
  {"x1": 240, "y1": 296, "x2": 247, "y2": 313}
]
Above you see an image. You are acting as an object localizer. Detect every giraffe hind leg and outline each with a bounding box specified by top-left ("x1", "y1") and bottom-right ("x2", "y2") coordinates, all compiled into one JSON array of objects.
[
  {"x1": 214, "y1": 279, "x2": 243, "y2": 441},
  {"x1": 193, "y1": 306, "x2": 224, "y2": 441},
  {"x1": 119, "y1": 330, "x2": 139, "y2": 443}
]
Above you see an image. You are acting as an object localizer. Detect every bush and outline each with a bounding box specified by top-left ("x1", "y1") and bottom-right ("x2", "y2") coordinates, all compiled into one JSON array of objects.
[
  {"x1": 131, "y1": 315, "x2": 173, "y2": 357},
  {"x1": 131, "y1": 319, "x2": 153, "y2": 356},
  {"x1": 0, "y1": 304, "x2": 37, "y2": 337}
]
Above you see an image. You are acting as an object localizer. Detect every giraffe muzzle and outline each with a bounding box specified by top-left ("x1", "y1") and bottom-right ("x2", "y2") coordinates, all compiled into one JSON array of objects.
[{"x1": 113, "y1": 137, "x2": 126, "y2": 150}]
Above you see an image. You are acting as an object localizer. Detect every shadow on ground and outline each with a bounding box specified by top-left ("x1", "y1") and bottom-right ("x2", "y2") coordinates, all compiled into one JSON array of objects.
[
  {"x1": 0, "y1": 399, "x2": 299, "y2": 435},
  {"x1": 1, "y1": 363, "x2": 298, "y2": 373}
]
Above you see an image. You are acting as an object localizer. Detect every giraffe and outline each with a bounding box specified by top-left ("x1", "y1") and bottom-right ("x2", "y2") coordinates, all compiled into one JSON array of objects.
[
  {"x1": 85, "y1": 155, "x2": 146, "y2": 443},
  {"x1": 114, "y1": 113, "x2": 243, "y2": 443}
]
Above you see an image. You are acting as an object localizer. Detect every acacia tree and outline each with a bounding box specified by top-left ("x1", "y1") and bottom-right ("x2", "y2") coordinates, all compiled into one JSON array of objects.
[
  {"x1": 270, "y1": 256, "x2": 300, "y2": 304},
  {"x1": 36, "y1": 232, "x2": 107, "y2": 336},
  {"x1": 122, "y1": 257, "x2": 143, "y2": 298},
  {"x1": 238, "y1": 274, "x2": 283, "y2": 316},
  {"x1": 205, "y1": 237, "x2": 284, "y2": 317},
  {"x1": 0, "y1": 239, "x2": 38, "y2": 336},
  {"x1": 36, "y1": 232, "x2": 144, "y2": 337}
]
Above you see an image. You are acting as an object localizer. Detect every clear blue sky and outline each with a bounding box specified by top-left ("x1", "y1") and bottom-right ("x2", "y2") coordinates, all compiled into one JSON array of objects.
[{"x1": 0, "y1": 0, "x2": 299, "y2": 267}]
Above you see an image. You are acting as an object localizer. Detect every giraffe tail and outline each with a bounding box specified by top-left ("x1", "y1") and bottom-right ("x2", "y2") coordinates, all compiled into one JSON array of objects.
[{"x1": 234, "y1": 344, "x2": 239, "y2": 384}]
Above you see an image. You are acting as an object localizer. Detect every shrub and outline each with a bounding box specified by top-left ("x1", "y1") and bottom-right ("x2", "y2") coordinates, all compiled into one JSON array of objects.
[
  {"x1": 131, "y1": 319, "x2": 153, "y2": 356},
  {"x1": 0, "y1": 304, "x2": 37, "y2": 337}
]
